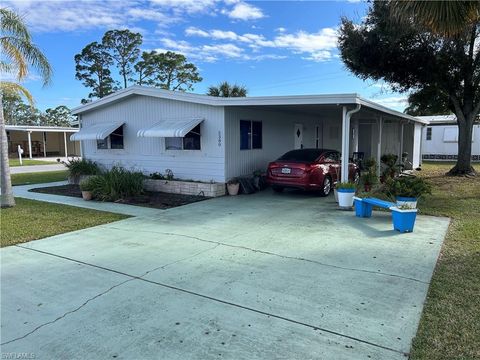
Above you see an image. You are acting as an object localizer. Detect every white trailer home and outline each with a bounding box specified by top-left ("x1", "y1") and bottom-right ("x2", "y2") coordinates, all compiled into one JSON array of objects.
[
  {"x1": 419, "y1": 115, "x2": 480, "y2": 162},
  {"x1": 71, "y1": 86, "x2": 426, "y2": 183}
]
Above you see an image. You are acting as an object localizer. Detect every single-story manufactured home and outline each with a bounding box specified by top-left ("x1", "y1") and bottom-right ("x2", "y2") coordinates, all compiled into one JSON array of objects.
[
  {"x1": 6, "y1": 125, "x2": 80, "y2": 159},
  {"x1": 418, "y1": 115, "x2": 480, "y2": 162},
  {"x1": 71, "y1": 86, "x2": 427, "y2": 183}
]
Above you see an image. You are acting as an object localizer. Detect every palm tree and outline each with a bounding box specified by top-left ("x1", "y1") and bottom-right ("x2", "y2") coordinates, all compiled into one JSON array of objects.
[
  {"x1": 207, "y1": 81, "x2": 247, "y2": 97},
  {"x1": 391, "y1": 0, "x2": 480, "y2": 37},
  {"x1": 1, "y1": 8, "x2": 52, "y2": 207}
]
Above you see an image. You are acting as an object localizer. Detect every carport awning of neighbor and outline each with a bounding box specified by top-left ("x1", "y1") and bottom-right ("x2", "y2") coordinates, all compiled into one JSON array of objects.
[
  {"x1": 70, "y1": 122, "x2": 124, "y2": 141},
  {"x1": 136, "y1": 118, "x2": 204, "y2": 137}
]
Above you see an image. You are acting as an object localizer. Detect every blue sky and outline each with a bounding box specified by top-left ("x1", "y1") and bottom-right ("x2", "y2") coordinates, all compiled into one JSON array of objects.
[{"x1": 3, "y1": 0, "x2": 407, "y2": 111}]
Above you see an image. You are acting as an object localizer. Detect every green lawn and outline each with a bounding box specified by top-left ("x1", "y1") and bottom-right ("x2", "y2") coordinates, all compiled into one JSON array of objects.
[
  {"x1": 11, "y1": 170, "x2": 69, "y2": 186},
  {"x1": 411, "y1": 162, "x2": 480, "y2": 360},
  {"x1": 9, "y1": 158, "x2": 58, "y2": 166},
  {"x1": 0, "y1": 198, "x2": 128, "y2": 247}
]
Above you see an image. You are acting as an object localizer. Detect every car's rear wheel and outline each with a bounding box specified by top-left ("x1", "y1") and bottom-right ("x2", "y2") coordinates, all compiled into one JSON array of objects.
[
  {"x1": 319, "y1": 176, "x2": 332, "y2": 197},
  {"x1": 272, "y1": 186, "x2": 284, "y2": 193}
]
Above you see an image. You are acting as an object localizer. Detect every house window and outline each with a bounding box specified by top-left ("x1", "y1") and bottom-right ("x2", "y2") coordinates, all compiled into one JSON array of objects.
[
  {"x1": 165, "y1": 124, "x2": 201, "y2": 150},
  {"x1": 97, "y1": 125, "x2": 124, "y2": 149},
  {"x1": 240, "y1": 120, "x2": 262, "y2": 150},
  {"x1": 426, "y1": 127, "x2": 432, "y2": 141}
]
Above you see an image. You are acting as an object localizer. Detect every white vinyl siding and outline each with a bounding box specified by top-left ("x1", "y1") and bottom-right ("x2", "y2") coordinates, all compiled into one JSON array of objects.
[
  {"x1": 80, "y1": 95, "x2": 225, "y2": 182},
  {"x1": 224, "y1": 106, "x2": 343, "y2": 179}
]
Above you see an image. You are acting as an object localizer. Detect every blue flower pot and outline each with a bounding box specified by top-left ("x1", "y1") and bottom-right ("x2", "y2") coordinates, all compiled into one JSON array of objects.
[
  {"x1": 391, "y1": 208, "x2": 417, "y2": 233},
  {"x1": 354, "y1": 198, "x2": 372, "y2": 217}
]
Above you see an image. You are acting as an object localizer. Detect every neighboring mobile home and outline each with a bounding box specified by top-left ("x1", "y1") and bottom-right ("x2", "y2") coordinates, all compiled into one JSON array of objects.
[
  {"x1": 418, "y1": 115, "x2": 480, "y2": 162},
  {"x1": 71, "y1": 86, "x2": 427, "y2": 183}
]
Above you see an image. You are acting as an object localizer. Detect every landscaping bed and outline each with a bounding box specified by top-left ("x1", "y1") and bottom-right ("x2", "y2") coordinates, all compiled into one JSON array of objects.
[{"x1": 29, "y1": 184, "x2": 208, "y2": 209}]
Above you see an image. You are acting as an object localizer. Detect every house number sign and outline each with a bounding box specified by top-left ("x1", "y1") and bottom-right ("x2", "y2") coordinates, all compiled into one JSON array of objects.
[{"x1": 218, "y1": 131, "x2": 222, "y2": 147}]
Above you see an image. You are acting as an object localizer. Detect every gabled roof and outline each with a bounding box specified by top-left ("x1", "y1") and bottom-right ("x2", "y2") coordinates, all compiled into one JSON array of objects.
[{"x1": 71, "y1": 85, "x2": 426, "y2": 124}]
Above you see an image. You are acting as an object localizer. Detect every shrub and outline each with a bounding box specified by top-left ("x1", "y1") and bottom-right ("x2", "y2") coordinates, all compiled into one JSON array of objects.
[
  {"x1": 165, "y1": 169, "x2": 174, "y2": 180},
  {"x1": 380, "y1": 154, "x2": 398, "y2": 180},
  {"x1": 64, "y1": 157, "x2": 101, "y2": 177},
  {"x1": 79, "y1": 176, "x2": 97, "y2": 192},
  {"x1": 89, "y1": 166, "x2": 144, "y2": 201},
  {"x1": 385, "y1": 176, "x2": 432, "y2": 199},
  {"x1": 149, "y1": 169, "x2": 174, "y2": 180},
  {"x1": 150, "y1": 172, "x2": 165, "y2": 180},
  {"x1": 361, "y1": 171, "x2": 378, "y2": 186}
]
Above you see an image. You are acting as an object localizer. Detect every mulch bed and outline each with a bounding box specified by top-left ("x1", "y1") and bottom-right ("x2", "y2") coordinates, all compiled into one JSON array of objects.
[{"x1": 29, "y1": 184, "x2": 208, "y2": 209}]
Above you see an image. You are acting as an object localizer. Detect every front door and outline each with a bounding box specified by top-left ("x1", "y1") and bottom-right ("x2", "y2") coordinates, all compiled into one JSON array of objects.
[{"x1": 294, "y1": 124, "x2": 303, "y2": 149}]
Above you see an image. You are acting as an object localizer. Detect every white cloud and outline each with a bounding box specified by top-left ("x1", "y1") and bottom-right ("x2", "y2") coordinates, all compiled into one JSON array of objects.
[
  {"x1": 1, "y1": 0, "x2": 182, "y2": 32},
  {"x1": 224, "y1": 1, "x2": 264, "y2": 20},
  {"x1": 371, "y1": 96, "x2": 408, "y2": 109},
  {"x1": 275, "y1": 27, "x2": 286, "y2": 33},
  {"x1": 184, "y1": 26, "x2": 338, "y2": 62},
  {"x1": 149, "y1": 0, "x2": 218, "y2": 14},
  {"x1": 273, "y1": 28, "x2": 338, "y2": 61},
  {"x1": 158, "y1": 37, "x2": 284, "y2": 62},
  {"x1": 185, "y1": 26, "x2": 210, "y2": 37}
]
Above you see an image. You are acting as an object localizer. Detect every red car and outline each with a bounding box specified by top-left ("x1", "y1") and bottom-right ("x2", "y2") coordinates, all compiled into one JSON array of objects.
[{"x1": 266, "y1": 149, "x2": 360, "y2": 196}]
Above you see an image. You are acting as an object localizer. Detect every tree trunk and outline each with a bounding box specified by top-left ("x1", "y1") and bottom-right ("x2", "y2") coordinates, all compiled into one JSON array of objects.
[
  {"x1": 0, "y1": 93, "x2": 16, "y2": 207},
  {"x1": 447, "y1": 112, "x2": 476, "y2": 176}
]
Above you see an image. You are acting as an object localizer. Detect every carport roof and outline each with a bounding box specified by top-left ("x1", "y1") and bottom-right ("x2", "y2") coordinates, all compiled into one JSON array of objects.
[
  {"x1": 71, "y1": 85, "x2": 427, "y2": 124},
  {"x1": 5, "y1": 125, "x2": 79, "y2": 133}
]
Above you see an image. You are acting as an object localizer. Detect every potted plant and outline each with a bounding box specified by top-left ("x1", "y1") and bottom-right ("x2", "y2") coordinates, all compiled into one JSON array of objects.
[
  {"x1": 79, "y1": 177, "x2": 96, "y2": 201},
  {"x1": 380, "y1": 154, "x2": 398, "y2": 183},
  {"x1": 227, "y1": 178, "x2": 240, "y2": 196},
  {"x1": 386, "y1": 176, "x2": 431, "y2": 209},
  {"x1": 391, "y1": 205, "x2": 418, "y2": 232},
  {"x1": 336, "y1": 182, "x2": 356, "y2": 208},
  {"x1": 252, "y1": 170, "x2": 263, "y2": 190}
]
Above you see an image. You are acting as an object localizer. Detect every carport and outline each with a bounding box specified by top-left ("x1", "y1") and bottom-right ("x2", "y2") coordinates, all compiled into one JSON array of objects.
[
  {"x1": 220, "y1": 96, "x2": 429, "y2": 182},
  {"x1": 6, "y1": 125, "x2": 80, "y2": 159}
]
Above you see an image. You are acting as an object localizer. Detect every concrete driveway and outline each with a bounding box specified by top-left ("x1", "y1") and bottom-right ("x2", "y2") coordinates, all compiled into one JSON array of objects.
[{"x1": 1, "y1": 190, "x2": 449, "y2": 359}]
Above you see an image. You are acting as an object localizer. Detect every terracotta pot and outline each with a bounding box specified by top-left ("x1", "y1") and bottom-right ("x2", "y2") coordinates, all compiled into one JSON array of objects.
[
  {"x1": 227, "y1": 183, "x2": 240, "y2": 196},
  {"x1": 81, "y1": 191, "x2": 93, "y2": 201}
]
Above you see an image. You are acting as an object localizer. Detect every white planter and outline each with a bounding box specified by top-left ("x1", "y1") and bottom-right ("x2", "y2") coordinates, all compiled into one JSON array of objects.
[
  {"x1": 143, "y1": 179, "x2": 226, "y2": 197},
  {"x1": 337, "y1": 189, "x2": 355, "y2": 208},
  {"x1": 227, "y1": 183, "x2": 240, "y2": 196},
  {"x1": 396, "y1": 196, "x2": 418, "y2": 209},
  {"x1": 81, "y1": 191, "x2": 92, "y2": 201}
]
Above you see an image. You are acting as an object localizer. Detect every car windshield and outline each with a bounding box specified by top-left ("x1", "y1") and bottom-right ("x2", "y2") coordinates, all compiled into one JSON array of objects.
[{"x1": 277, "y1": 149, "x2": 325, "y2": 162}]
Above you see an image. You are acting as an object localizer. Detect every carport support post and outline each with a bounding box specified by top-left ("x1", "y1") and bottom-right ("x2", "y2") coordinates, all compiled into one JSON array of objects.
[
  {"x1": 43, "y1": 131, "x2": 47, "y2": 157},
  {"x1": 27, "y1": 131, "x2": 32, "y2": 159},
  {"x1": 341, "y1": 105, "x2": 361, "y2": 183},
  {"x1": 377, "y1": 117, "x2": 383, "y2": 177},
  {"x1": 399, "y1": 123, "x2": 404, "y2": 161},
  {"x1": 63, "y1": 132, "x2": 68, "y2": 157}
]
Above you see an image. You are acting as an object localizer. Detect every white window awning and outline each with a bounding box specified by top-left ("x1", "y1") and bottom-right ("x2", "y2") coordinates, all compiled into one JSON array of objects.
[
  {"x1": 70, "y1": 122, "x2": 124, "y2": 141},
  {"x1": 137, "y1": 118, "x2": 203, "y2": 138}
]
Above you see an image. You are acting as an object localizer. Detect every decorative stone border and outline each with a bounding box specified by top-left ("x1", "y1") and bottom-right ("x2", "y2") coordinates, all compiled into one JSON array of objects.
[{"x1": 143, "y1": 179, "x2": 225, "y2": 197}]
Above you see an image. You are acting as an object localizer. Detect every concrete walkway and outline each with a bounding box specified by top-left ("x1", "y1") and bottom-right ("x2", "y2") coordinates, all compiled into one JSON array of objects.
[
  {"x1": 10, "y1": 163, "x2": 67, "y2": 174},
  {"x1": 1, "y1": 189, "x2": 450, "y2": 359},
  {"x1": 14, "y1": 182, "x2": 163, "y2": 217}
]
